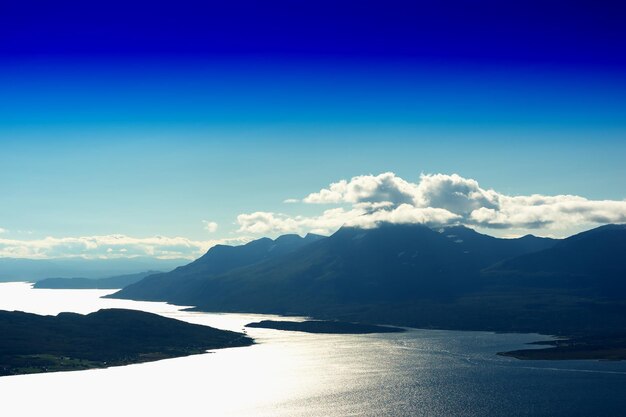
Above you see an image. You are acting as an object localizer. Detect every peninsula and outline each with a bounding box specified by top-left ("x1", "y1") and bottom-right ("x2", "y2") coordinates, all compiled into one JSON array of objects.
[{"x1": 0, "y1": 308, "x2": 253, "y2": 377}]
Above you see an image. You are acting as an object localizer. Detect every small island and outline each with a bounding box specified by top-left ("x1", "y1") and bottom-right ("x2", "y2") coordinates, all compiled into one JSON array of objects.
[
  {"x1": 0, "y1": 308, "x2": 253, "y2": 377},
  {"x1": 499, "y1": 334, "x2": 626, "y2": 361},
  {"x1": 245, "y1": 319, "x2": 405, "y2": 334}
]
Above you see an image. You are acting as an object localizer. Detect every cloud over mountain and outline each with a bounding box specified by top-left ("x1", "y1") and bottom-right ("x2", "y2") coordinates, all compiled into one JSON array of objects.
[
  {"x1": 238, "y1": 173, "x2": 626, "y2": 235},
  {"x1": 4, "y1": 173, "x2": 625, "y2": 259},
  {"x1": 303, "y1": 172, "x2": 418, "y2": 205}
]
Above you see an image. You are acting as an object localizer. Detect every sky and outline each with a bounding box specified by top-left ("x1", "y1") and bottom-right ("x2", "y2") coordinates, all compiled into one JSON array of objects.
[{"x1": 1, "y1": 0, "x2": 625, "y2": 259}]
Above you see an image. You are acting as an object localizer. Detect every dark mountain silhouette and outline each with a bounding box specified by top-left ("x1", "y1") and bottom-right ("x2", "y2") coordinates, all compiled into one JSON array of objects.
[
  {"x1": 109, "y1": 224, "x2": 626, "y2": 341},
  {"x1": 33, "y1": 271, "x2": 161, "y2": 289},
  {"x1": 114, "y1": 233, "x2": 324, "y2": 301},
  {"x1": 112, "y1": 224, "x2": 559, "y2": 318},
  {"x1": 0, "y1": 308, "x2": 253, "y2": 377},
  {"x1": 485, "y1": 224, "x2": 626, "y2": 295},
  {"x1": 179, "y1": 232, "x2": 323, "y2": 276}
]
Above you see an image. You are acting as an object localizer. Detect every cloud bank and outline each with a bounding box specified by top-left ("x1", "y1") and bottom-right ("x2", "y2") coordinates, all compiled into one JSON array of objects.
[
  {"x1": 238, "y1": 172, "x2": 626, "y2": 236},
  {"x1": 3, "y1": 173, "x2": 624, "y2": 259},
  {"x1": 0, "y1": 234, "x2": 247, "y2": 260}
]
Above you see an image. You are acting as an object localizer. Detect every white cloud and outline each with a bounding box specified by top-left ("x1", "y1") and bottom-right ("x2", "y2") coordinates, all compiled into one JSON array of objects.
[
  {"x1": 237, "y1": 212, "x2": 297, "y2": 234},
  {"x1": 283, "y1": 198, "x2": 300, "y2": 204},
  {"x1": 6, "y1": 173, "x2": 625, "y2": 259},
  {"x1": 415, "y1": 173, "x2": 500, "y2": 215},
  {"x1": 237, "y1": 203, "x2": 461, "y2": 236},
  {"x1": 202, "y1": 220, "x2": 219, "y2": 233},
  {"x1": 0, "y1": 234, "x2": 249, "y2": 260},
  {"x1": 0, "y1": 227, "x2": 6, "y2": 234},
  {"x1": 472, "y1": 194, "x2": 626, "y2": 229},
  {"x1": 237, "y1": 207, "x2": 362, "y2": 236},
  {"x1": 237, "y1": 172, "x2": 626, "y2": 236},
  {"x1": 303, "y1": 172, "x2": 418, "y2": 205}
]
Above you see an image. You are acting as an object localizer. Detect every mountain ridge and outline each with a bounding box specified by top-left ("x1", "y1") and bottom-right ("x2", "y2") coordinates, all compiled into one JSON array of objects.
[
  {"x1": 111, "y1": 223, "x2": 581, "y2": 328},
  {"x1": 108, "y1": 223, "x2": 626, "y2": 339},
  {"x1": 113, "y1": 232, "x2": 325, "y2": 301}
]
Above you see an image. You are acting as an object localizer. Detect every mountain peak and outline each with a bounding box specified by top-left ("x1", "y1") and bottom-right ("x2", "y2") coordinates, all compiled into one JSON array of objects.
[
  {"x1": 304, "y1": 233, "x2": 325, "y2": 242},
  {"x1": 273, "y1": 234, "x2": 305, "y2": 245}
]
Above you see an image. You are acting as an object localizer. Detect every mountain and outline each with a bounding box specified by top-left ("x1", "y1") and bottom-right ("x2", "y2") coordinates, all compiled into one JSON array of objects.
[
  {"x1": 0, "y1": 257, "x2": 186, "y2": 282},
  {"x1": 33, "y1": 271, "x2": 161, "y2": 289},
  {"x1": 440, "y1": 225, "x2": 557, "y2": 266},
  {"x1": 112, "y1": 224, "x2": 557, "y2": 315},
  {"x1": 109, "y1": 223, "x2": 626, "y2": 338},
  {"x1": 176, "y1": 232, "x2": 323, "y2": 276},
  {"x1": 489, "y1": 225, "x2": 626, "y2": 282},
  {"x1": 485, "y1": 224, "x2": 626, "y2": 295},
  {"x1": 114, "y1": 233, "x2": 324, "y2": 301},
  {"x1": 0, "y1": 308, "x2": 253, "y2": 377}
]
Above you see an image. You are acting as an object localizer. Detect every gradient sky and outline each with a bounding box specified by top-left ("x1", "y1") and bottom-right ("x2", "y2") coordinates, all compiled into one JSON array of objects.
[{"x1": 1, "y1": 0, "x2": 625, "y2": 258}]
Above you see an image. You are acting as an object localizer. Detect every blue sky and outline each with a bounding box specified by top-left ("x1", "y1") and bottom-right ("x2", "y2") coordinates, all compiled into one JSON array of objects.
[{"x1": 1, "y1": 0, "x2": 625, "y2": 258}]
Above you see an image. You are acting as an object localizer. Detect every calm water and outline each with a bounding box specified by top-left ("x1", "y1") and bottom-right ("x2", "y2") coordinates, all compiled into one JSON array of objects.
[{"x1": 1, "y1": 282, "x2": 626, "y2": 417}]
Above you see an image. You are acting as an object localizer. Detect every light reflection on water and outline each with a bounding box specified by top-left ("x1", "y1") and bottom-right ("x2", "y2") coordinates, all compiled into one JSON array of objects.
[{"x1": 1, "y1": 282, "x2": 626, "y2": 417}]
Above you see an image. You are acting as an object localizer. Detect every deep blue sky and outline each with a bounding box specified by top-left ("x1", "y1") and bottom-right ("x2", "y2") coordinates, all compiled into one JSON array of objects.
[
  {"x1": 3, "y1": 0, "x2": 626, "y2": 66},
  {"x1": 1, "y1": 0, "x2": 625, "y2": 256}
]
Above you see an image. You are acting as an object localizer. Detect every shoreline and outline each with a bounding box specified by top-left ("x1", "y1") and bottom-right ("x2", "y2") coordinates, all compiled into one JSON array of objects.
[
  {"x1": 245, "y1": 319, "x2": 406, "y2": 334},
  {"x1": 497, "y1": 336, "x2": 626, "y2": 361}
]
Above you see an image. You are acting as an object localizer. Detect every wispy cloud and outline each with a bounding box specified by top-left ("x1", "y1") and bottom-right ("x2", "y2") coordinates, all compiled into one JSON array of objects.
[{"x1": 243, "y1": 172, "x2": 626, "y2": 235}]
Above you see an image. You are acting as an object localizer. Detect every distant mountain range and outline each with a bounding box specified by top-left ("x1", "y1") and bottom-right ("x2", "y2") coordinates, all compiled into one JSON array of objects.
[
  {"x1": 111, "y1": 224, "x2": 626, "y2": 336},
  {"x1": 0, "y1": 257, "x2": 186, "y2": 282},
  {"x1": 33, "y1": 271, "x2": 161, "y2": 289}
]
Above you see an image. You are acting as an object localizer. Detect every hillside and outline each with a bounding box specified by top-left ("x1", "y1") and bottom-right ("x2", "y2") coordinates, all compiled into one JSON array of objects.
[
  {"x1": 0, "y1": 309, "x2": 253, "y2": 377},
  {"x1": 161, "y1": 224, "x2": 555, "y2": 312},
  {"x1": 484, "y1": 224, "x2": 626, "y2": 295},
  {"x1": 111, "y1": 224, "x2": 595, "y2": 333},
  {"x1": 115, "y1": 233, "x2": 323, "y2": 301}
]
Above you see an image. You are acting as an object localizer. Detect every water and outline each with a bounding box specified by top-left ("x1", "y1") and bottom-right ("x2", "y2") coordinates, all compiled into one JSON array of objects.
[{"x1": 1, "y1": 282, "x2": 626, "y2": 417}]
